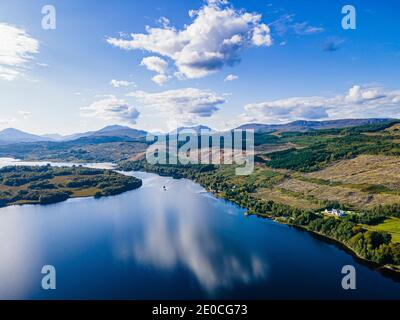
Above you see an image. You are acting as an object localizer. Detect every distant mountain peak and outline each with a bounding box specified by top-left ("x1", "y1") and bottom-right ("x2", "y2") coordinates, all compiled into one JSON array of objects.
[
  {"x1": 0, "y1": 127, "x2": 50, "y2": 144},
  {"x1": 171, "y1": 125, "x2": 214, "y2": 134},
  {"x1": 59, "y1": 125, "x2": 148, "y2": 142},
  {"x1": 98, "y1": 125, "x2": 133, "y2": 133},
  {"x1": 1, "y1": 128, "x2": 25, "y2": 134}
]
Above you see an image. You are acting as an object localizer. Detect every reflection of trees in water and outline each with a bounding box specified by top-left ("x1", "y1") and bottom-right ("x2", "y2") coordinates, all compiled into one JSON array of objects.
[{"x1": 116, "y1": 178, "x2": 268, "y2": 293}]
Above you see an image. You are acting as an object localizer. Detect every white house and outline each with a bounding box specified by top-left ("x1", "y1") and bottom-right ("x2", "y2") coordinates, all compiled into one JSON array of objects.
[{"x1": 324, "y1": 208, "x2": 346, "y2": 218}]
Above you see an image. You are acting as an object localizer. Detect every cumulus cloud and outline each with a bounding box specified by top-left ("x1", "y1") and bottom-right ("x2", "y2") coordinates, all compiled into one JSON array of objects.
[
  {"x1": 141, "y1": 56, "x2": 168, "y2": 74},
  {"x1": 245, "y1": 96, "x2": 329, "y2": 123},
  {"x1": 110, "y1": 79, "x2": 136, "y2": 88},
  {"x1": 0, "y1": 23, "x2": 39, "y2": 81},
  {"x1": 128, "y1": 88, "x2": 225, "y2": 123},
  {"x1": 151, "y1": 74, "x2": 170, "y2": 86},
  {"x1": 345, "y1": 85, "x2": 385, "y2": 102},
  {"x1": 140, "y1": 56, "x2": 170, "y2": 85},
  {"x1": 224, "y1": 74, "x2": 238, "y2": 82},
  {"x1": 244, "y1": 85, "x2": 400, "y2": 123},
  {"x1": 81, "y1": 95, "x2": 140, "y2": 124},
  {"x1": 107, "y1": 0, "x2": 272, "y2": 80}
]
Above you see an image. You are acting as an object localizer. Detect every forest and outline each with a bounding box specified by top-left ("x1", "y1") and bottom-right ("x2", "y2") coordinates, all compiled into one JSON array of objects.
[{"x1": 0, "y1": 165, "x2": 142, "y2": 206}]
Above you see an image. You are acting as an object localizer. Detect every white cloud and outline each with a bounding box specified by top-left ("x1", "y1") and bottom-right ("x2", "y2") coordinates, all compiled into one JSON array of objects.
[
  {"x1": 345, "y1": 85, "x2": 384, "y2": 102},
  {"x1": 224, "y1": 74, "x2": 238, "y2": 82},
  {"x1": 245, "y1": 96, "x2": 329, "y2": 123},
  {"x1": 18, "y1": 110, "x2": 31, "y2": 116},
  {"x1": 140, "y1": 56, "x2": 171, "y2": 85},
  {"x1": 110, "y1": 79, "x2": 136, "y2": 88},
  {"x1": 244, "y1": 85, "x2": 400, "y2": 123},
  {"x1": 81, "y1": 95, "x2": 140, "y2": 124},
  {"x1": 0, "y1": 117, "x2": 17, "y2": 128},
  {"x1": 292, "y1": 22, "x2": 324, "y2": 35},
  {"x1": 151, "y1": 74, "x2": 170, "y2": 86},
  {"x1": 269, "y1": 12, "x2": 324, "y2": 39},
  {"x1": 128, "y1": 88, "x2": 225, "y2": 123},
  {"x1": 36, "y1": 62, "x2": 48, "y2": 67},
  {"x1": 0, "y1": 65, "x2": 19, "y2": 81},
  {"x1": 18, "y1": 110, "x2": 31, "y2": 119},
  {"x1": 0, "y1": 23, "x2": 39, "y2": 81},
  {"x1": 157, "y1": 17, "x2": 170, "y2": 28},
  {"x1": 141, "y1": 56, "x2": 168, "y2": 74},
  {"x1": 107, "y1": 0, "x2": 272, "y2": 79},
  {"x1": 252, "y1": 23, "x2": 272, "y2": 46}
]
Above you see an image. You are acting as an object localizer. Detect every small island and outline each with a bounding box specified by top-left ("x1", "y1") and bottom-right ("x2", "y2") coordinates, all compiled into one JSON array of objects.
[{"x1": 0, "y1": 165, "x2": 142, "y2": 207}]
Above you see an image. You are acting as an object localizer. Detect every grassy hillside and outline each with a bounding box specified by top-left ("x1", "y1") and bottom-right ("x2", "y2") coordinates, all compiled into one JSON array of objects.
[
  {"x1": 305, "y1": 155, "x2": 400, "y2": 189},
  {"x1": 363, "y1": 217, "x2": 400, "y2": 243},
  {"x1": 264, "y1": 121, "x2": 400, "y2": 172}
]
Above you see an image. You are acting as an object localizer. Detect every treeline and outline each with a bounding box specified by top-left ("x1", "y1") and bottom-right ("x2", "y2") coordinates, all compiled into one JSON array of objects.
[
  {"x1": 118, "y1": 160, "x2": 216, "y2": 180},
  {"x1": 268, "y1": 133, "x2": 400, "y2": 172},
  {"x1": 349, "y1": 204, "x2": 400, "y2": 225},
  {"x1": 118, "y1": 160, "x2": 400, "y2": 267},
  {"x1": 205, "y1": 175, "x2": 400, "y2": 265},
  {"x1": 0, "y1": 165, "x2": 55, "y2": 186},
  {"x1": 278, "y1": 120, "x2": 399, "y2": 138},
  {"x1": 254, "y1": 133, "x2": 280, "y2": 146},
  {"x1": 293, "y1": 211, "x2": 400, "y2": 265}
]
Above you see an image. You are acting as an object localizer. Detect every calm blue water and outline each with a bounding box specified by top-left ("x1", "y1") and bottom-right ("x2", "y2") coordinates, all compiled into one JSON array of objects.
[{"x1": 0, "y1": 171, "x2": 399, "y2": 299}]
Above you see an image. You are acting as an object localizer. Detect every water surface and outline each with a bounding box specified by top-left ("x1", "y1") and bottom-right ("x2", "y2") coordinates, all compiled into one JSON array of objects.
[{"x1": 0, "y1": 162, "x2": 399, "y2": 299}]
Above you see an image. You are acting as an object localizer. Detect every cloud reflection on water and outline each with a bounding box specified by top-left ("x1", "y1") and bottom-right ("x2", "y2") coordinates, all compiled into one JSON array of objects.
[{"x1": 115, "y1": 174, "x2": 269, "y2": 293}]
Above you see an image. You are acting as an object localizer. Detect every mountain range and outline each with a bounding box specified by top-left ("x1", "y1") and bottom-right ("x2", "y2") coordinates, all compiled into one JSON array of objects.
[
  {"x1": 0, "y1": 118, "x2": 396, "y2": 145},
  {"x1": 235, "y1": 118, "x2": 396, "y2": 133},
  {"x1": 0, "y1": 125, "x2": 148, "y2": 145}
]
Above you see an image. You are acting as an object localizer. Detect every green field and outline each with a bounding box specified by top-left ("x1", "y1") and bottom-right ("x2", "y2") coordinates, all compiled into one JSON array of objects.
[{"x1": 363, "y1": 217, "x2": 400, "y2": 243}]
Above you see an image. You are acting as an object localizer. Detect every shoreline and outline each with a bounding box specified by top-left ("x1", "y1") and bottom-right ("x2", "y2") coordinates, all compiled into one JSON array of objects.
[
  {"x1": 0, "y1": 184, "x2": 142, "y2": 209},
  {"x1": 289, "y1": 221, "x2": 400, "y2": 279},
  {"x1": 0, "y1": 161, "x2": 142, "y2": 208},
  {"x1": 194, "y1": 180, "x2": 400, "y2": 278},
  {"x1": 115, "y1": 163, "x2": 400, "y2": 279},
  {"x1": 245, "y1": 211, "x2": 400, "y2": 280},
  {"x1": 2, "y1": 160, "x2": 400, "y2": 279}
]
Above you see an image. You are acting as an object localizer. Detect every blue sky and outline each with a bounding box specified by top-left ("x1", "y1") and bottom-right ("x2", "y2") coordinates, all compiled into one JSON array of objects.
[{"x1": 0, "y1": 0, "x2": 399, "y2": 134}]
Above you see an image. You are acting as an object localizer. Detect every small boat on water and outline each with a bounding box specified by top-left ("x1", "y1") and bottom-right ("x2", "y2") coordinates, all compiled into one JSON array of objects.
[{"x1": 163, "y1": 186, "x2": 167, "y2": 191}]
